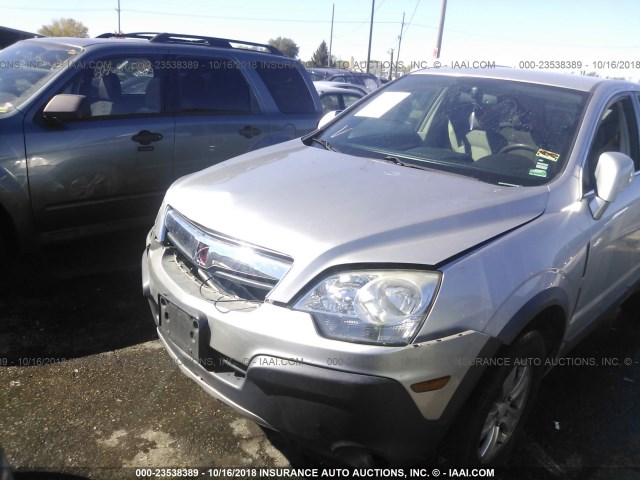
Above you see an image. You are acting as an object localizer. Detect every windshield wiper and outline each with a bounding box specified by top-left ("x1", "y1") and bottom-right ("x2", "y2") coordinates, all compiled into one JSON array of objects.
[
  {"x1": 310, "y1": 138, "x2": 339, "y2": 152},
  {"x1": 381, "y1": 155, "x2": 433, "y2": 171}
]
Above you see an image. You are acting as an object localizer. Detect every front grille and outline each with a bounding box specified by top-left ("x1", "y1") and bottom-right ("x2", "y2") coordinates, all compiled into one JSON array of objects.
[{"x1": 164, "y1": 209, "x2": 293, "y2": 302}]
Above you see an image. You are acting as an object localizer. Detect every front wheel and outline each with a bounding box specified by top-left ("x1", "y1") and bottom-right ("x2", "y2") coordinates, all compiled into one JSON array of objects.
[
  {"x1": 0, "y1": 230, "x2": 13, "y2": 267},
  {"x1": 441, "y1": 330, "x2": 546, "y2": 466}
]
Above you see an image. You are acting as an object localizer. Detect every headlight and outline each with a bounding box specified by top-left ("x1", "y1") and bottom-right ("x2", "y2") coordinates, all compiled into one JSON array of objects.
[{"x1": 294, "y1": 270, "x2": 440, "y2": 345}]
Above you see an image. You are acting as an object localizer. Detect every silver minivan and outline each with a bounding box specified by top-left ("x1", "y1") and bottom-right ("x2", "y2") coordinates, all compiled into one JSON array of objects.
[{"x1": 143, "y1": 67, "x2": 640, "y2": 466}]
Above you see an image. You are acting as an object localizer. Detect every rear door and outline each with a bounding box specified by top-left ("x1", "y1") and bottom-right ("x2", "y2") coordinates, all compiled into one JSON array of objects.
[
  {"x1": 171, "y1": 54, "x2": 271, "y2": 178},
  {"x1": 24, "y1": 53, "x2": 174, "y2": 236},
  {"x1": 252, "y1": 60, "x2": 323, "y2": 141}
]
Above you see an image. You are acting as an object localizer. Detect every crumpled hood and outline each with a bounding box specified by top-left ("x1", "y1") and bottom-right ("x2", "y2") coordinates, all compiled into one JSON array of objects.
[{"x1": 164, "y1": 140, "x2": 549, "y2": 302}]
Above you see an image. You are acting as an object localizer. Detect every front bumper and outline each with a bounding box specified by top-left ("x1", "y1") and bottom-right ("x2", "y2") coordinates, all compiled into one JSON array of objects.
[
  {"x1": 157, "y1": 325, "x2": 447, "y2": 464},
  {"x1": 142, "y1": 238, "x2": 494, "y2": 464}
]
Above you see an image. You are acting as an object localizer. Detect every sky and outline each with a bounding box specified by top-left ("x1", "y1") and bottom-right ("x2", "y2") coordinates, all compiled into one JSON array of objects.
[{"x1": 2, "y1": 0, "x2": 640, "y2": 77}]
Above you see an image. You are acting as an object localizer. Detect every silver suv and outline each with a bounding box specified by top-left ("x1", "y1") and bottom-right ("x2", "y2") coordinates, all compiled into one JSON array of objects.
[
  {"x1": 0, "y1": 33, "x2": 321, "y2": 251},
  {"x1": 142, "y1": 68, "x2": 640, "y2": 466}
]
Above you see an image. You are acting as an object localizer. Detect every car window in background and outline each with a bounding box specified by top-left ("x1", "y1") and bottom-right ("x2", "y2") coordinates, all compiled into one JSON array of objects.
[
  {"x1": 343, "y1": 93, "x2": 361, "y2": 108},
  {"x1": 320, "y1": 93, "x2": 341, "y2": 113},
  {"x1": 319, "y1": 92, "x2": 363, "y2": 113},
  {"x1": 317, "y1": 74, "x2": 588, "y2": 186},
  {"x1": 362, "y1": 77, "x2": 379, "y2": 91},
  {"x1": 0, "y1": 41, "x2": 78, "y2": 114},
  {"x1": 255, "y1": 62, "x2": 316, "y2": 114},
  {"x1": 177, "y1": 58, "x2": 252, "y2": 114}
]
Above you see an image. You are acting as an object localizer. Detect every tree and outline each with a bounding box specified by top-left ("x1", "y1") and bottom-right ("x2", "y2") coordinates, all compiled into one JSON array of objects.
[
  {"x1": 268, "y1": 37, "x2": 299, "y2": 59},
  {"x1": 38, "y1": 18, "x2": 89, "y2": 38},
  {"x1": 309, "y1": 40, "x2": 329, "y2": 68}
]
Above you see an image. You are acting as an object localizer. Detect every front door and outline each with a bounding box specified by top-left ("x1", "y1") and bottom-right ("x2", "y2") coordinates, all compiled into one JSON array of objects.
[
  {"x1": 24, "y1": 54, "x2": 174, "y2": 236},
  {"x1": 571, "y1": 95, "x2": 640, "y2": 340}
]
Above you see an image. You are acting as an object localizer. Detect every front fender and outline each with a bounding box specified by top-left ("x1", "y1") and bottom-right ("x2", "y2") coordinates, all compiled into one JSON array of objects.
[
  {"x1": 492, "y1": 285, "x2": 570, "y2": 345},
  {"x1": 0, "y1": 111, "x2": 35, "y2": 240}
]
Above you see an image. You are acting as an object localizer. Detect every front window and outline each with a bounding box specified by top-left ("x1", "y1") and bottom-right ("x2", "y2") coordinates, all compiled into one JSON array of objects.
[
  {"x1": 312, "y1": 74, "x2": 588, "y2": 186},
  {"x1": 0, "y1": 40, "x2": 79, "y2": 114},
  {"x1": 584, "y1": 97, "x2": 639, "y2": 190},
  {"x1": 60, "y1": 55, "x2": 163, "y2": 117}
]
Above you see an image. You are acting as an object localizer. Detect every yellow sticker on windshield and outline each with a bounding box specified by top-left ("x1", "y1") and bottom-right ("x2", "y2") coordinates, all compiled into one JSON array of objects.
[{"x1": 536, "y1": 149, "x2": 560, "y2": 162}]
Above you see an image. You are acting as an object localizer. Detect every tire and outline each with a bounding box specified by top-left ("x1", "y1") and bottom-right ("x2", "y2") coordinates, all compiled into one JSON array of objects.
[
  {"x1": 0, "y1": 230, "x2": 12, "y2": 267},
  {"x1": 0, "y1": 232, "x2": 6, "y2": 262},
  {"x1": 620, "y1": 291, "x2": 640, "y2": 319},
  {"x1": 440, "y1": 330, "x2": 546, "y2": 467}
]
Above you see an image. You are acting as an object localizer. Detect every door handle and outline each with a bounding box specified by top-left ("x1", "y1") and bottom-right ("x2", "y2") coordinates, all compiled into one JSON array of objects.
[
  {"x1": 238, "y1": 125, "x2": 262, "y2": 139},
  {"x1": 132, "y1": 130, "x2": 163, "y2": 145}
]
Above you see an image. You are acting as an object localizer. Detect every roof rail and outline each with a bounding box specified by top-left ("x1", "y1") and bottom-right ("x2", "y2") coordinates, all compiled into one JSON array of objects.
[
  {"x1": 95, "y1": 32, "x2": 283, "y2": 55},
  {"x1": 95, "y1": 32, "x2": 158, "y2": 40}
]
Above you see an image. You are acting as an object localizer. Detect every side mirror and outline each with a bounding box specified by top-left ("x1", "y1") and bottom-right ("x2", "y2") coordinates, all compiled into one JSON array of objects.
[
  {"x1": 42, "y1": 94, "x2": 90, "y2": 124},
  {"x1": 589, "y1": 151, "x2": 635, "y2": 220},
  {"x1": 318, "y1": 110, "x2": 342, "y2": 129}
]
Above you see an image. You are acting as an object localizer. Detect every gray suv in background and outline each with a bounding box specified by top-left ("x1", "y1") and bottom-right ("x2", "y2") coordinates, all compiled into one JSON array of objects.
[
  {"x1": 143, "y1": 67, "x2": 640, "y2": 466},
  {"x1": 0, "y1": 32, "x2": 322, "y2": 250}
]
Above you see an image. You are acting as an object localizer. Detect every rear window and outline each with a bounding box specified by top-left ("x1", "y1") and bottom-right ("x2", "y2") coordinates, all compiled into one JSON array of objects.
[
  {"x1": 177, "y1": 58, "x2": 251, "y2": 114},
  {"x1": 255, "y1": 62, "x2": 316, "y2": 114}
]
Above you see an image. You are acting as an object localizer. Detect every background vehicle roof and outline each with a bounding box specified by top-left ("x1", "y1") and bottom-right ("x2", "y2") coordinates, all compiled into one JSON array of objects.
[
  {"x1": 19, "y1": 36, "x2": 117, "y2": 49},
  {"x1": 315, "y1": 85, "x2": 365, "y2": 95},
  {"x1": 413, "y1": 67, "x2": 639, "y2": 93},
  {"x1": 313, "y1": 80, "x2": 368, "y2": 95}
]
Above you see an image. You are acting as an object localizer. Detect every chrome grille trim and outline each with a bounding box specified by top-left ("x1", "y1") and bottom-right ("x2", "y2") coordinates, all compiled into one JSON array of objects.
[{"x1": 165, "y1": 209, "x2": 293, "y2": 299}]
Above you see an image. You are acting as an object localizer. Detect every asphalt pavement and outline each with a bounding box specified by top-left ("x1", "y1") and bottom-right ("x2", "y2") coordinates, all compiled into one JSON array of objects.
[{"x1": 1, "y1": 228, "x2": 639, "y2": 480}]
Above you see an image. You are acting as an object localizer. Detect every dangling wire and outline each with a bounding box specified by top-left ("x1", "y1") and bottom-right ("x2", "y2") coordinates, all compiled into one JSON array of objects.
[
  {"x1": 173, "y1": 251, "x2": 263, "y2": 313},
  {"x1": 196, "y1": 269, "x2": 262, "y2": 313}
]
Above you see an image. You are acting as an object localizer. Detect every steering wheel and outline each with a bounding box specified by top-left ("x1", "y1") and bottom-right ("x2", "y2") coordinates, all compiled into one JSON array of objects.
[{"x1": 498, "y1": 143, "x2": 539, "y2": 156}]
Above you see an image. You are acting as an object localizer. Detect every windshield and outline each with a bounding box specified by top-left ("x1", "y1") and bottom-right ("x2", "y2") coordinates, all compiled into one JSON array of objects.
[
  {"x1": 0, "y1": 41, "x2": 80, "y2": 114},
  {"x1": 316, "y1": 74, "x2": 588, "y2": 186}
]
